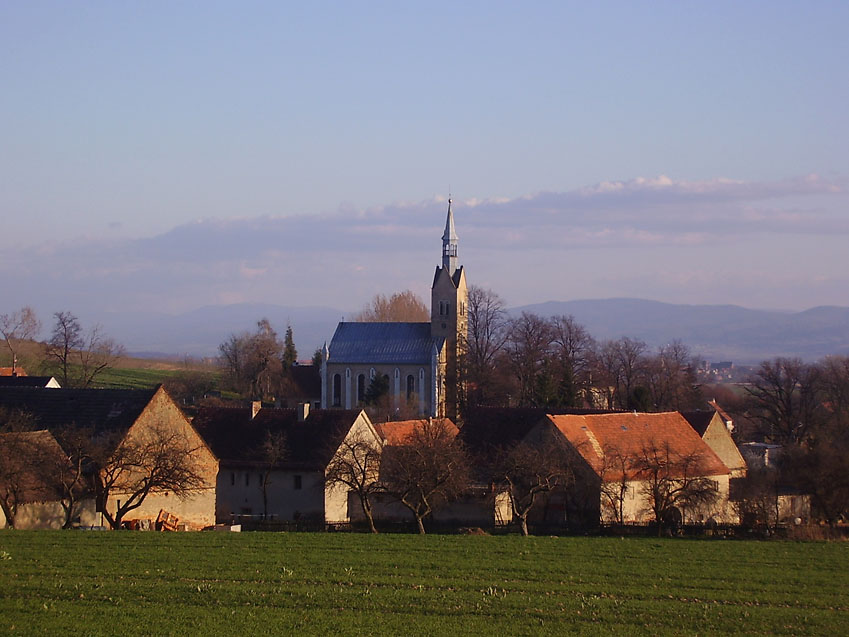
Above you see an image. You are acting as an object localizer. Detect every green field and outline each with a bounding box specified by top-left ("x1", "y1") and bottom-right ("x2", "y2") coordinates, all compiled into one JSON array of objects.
[{"x1": 0, "y1": 532, "x2": 846, "y2": 636}]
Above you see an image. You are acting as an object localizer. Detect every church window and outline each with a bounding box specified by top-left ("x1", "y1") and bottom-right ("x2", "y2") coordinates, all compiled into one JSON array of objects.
[
  {"x1": 332, "y1": 373, "x2": 342, "y2": 407},
  {"x1": 294, "y1": 475, "x2": 303, "y2": 490},
  {"x1": 245, "y1": 472, "x2": 250, "y2": 487},
  {"x1": 357, "y1": 374, "x2": 366, "y2": 403},
  {"x1": 406, "y1": 375, "x2": 415, "y2": 401}
]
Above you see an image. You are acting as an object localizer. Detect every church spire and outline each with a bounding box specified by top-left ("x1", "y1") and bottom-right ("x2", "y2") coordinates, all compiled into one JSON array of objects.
[{"x1": 441, "y1": 197, "x2": 458, "y2": 275}]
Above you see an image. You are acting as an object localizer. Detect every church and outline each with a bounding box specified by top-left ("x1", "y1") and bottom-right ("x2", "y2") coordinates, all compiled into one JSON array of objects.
[{"x1": 320, "y1": 201, "x2": 467, "y2": 419}]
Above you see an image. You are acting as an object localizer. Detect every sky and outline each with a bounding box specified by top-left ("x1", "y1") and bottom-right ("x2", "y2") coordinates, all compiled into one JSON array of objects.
[{"x1": 2, "y1": 1, "x2": 848, "y2": 325}]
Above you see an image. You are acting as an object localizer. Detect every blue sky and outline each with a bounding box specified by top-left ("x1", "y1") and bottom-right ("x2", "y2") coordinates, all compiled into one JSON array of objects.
[{"x1": 2, "y1": 1, "x2": 848, "y2": 320}]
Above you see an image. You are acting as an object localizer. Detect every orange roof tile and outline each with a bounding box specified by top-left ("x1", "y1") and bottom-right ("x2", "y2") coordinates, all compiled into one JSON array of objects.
[
  {"x1": 548, "y1": 412, "x2": 730, "y2": 481},
  {"x1": 376, "y1": 418, "x2": 458, "y2": 446}
]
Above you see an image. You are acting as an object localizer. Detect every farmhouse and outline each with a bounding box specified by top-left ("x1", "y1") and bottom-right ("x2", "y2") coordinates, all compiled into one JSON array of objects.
[
  {"x1": 0, "y1": 386, "x2": 218, "y2": 529},
  {"x1": 192, "y1": 404, "x2": 382, "y2": 525},
  {"x1": 544, "y1": 411, "x2": 735, "y2": 525}
]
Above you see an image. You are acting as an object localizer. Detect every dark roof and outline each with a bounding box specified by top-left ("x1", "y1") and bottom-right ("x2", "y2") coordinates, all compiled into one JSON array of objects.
[
  {"x1": 460, "y1": 406, "x2": 626, "y2": 454},
  {"x1": 192, "y1": 407, "x2": 363, "y2": 470},
  {"x1": 288, "y1": 365, "x2": 321, "y2": 400},
  {"x1": 328, "y1": 322, "x2": 437, "y2": 365},
  {"x1": 680, "y1": 410, "x2": 716, "y2": 436},
  {"x1": 0, "y1": 387, "x2": 158, "y2": 436},
  {"x1": 431, "y1": 265, "x2": 464, "y2": 289},
  {"x1": 0, "y1": 376, "x2": 58, "y2": 388}
]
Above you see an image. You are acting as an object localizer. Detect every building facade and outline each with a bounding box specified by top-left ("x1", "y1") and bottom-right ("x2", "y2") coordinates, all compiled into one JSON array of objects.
[{"x1": 322, "y1": 201, "x2": 468, "y2": 419}]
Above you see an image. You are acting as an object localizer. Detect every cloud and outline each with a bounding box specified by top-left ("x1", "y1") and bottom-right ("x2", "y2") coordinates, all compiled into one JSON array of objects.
[{"x1": 3, "y1": 174, "x2": 847, "y2": 316}]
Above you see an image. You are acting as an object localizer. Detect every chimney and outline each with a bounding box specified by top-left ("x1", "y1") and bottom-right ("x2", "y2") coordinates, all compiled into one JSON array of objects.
[
  {"x1": 251, "y1": 401, "x2": 261, "y2": 419},
  {"x1": 298, "y1": 402, "x2": 310, "y2": 422}
]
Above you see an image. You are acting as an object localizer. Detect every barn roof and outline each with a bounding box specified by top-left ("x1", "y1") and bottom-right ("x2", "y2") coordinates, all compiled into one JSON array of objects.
[
  {"x1": 375, "y1": 418, "x2": 458, "y2": 446},
  {"x1": 0, "y1": 376, "x2": 59, "y2": 388},
  {"x1": 191, "y1": 406, "x2": 365, "y2": 470},
  {"x1": 680, "y1": 410, "x2": 716, "y2": 437},
  {"x1": 548, "y1": 412, "x2": 730, "y2": 481},
  {"x1": 328, "y1": 322, "x2": 438, "y2": 365},
  {"x1": 0, "y1": 387, "x2": 159, "y2": 436},
  {"x1": 459, "y1": 406, "x2": 626, "y2": 455}
]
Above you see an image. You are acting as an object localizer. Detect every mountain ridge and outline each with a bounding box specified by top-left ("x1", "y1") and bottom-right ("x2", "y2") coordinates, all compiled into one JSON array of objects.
[{"x1": 94, "y1": 299, "x2": 849, "y2": 364}]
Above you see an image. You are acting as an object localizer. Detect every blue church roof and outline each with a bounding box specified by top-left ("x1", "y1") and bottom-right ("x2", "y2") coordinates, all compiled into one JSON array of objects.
[{"x1": 328, "y1": 322, "x2": 439, "y2": 365}]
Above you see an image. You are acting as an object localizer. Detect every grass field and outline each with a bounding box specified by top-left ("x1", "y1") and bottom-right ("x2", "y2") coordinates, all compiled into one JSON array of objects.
[{"x1": 0, "y1": 532, "x2": 846, "y2": 636}]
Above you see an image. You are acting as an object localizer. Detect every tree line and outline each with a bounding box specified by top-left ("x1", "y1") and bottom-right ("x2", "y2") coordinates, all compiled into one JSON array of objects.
[{"x1": 461, "y1": 286, "x2": 702, "y2": 413}]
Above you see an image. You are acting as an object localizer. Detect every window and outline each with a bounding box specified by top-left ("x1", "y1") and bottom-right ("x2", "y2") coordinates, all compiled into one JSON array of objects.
[
  {"x1": 245, "y1": 472, "x2": 250, "y2": 487},
  {"x1": 406, "y1": 374, "x2": 415, "y2": 401},
  {"x1": 357, "y1": 374, "x2": 366, "y2": 403},
  {"x1": 332, "y1": 373, "x2": 342, "y2": 407},
  {"x1": 293, "y1": 475, "x2": 303, "y2": 490},
  {"x1": 230, "y1": 472, "x2": 235, "y2": 486}
]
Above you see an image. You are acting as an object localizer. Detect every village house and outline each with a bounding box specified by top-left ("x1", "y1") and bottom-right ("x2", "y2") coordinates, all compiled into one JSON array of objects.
[
  {"x1": 365, "y1": 418, "x2": 510, "y2": 528},
  {"x1": 541, "y1": 411, "x2": 735, "y2": 526},
  {"x1": 191, "y1": 403, "x2": 382, "y2": 525},
  {"x1": 681, "y1": 408, "x2": 748, "y2": 479},
  {"x1": 0, "y1": 385, "x2": 218, "y2": 530}
]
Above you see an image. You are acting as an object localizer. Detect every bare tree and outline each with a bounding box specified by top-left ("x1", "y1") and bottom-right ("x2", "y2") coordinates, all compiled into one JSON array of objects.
[
  {"x1": 43, "y1": 313, "x2": 125, "y2": 388},
  {"x1": 548, "y1": 315, "x2": 596, "y2": 408},
  {"x1": 598, "y1": 444, "x2": 631, "y2": 525},
  {"x1": 382, "y1": 419, "x2": 469, "y2": 534},
  {"x1": 40, "y1": 425, "x2": 96, "y2": 529},
  {"x1": 0, "y1": 306, "x2": 41, "y2": 375},
  {"x1": 76, "y1": 324, "x2": 125, "y2": 388},
  {"x1": 506, "y1": 313, "x2": 554, "y2": 407},
  {"x1": 489, "y1": 438, "x2": 574, "y2": 536},
  {"x1": 325, "y1": 429, "x2": 384, "y2": 533},
  {"x1": 44, "y1": 311, "x2": 84, "y2": 387},
  {"x1": 219, "y1": 319, "x2": 284, "y2": 400},
  {"x1": 461, "y1": 286, "x2": 510, "y2": 408},
  {"x1": 259, "y1": 430, "x2": 287, "y2": 519},
  {"x1": 631, "y1": 440, "x2": 720, "y2": 534},
  {"x1": 744, "y1": 358, "x2": 823, "y2": 444},
  {"x1": 732, "y1": 467, "x2": 781, "y2": 531},
  {"x1": 353, "y1": 290, "x2": 429, "y2": 322},
  {"x1": 94, "y1": 424, "x2": 206, "y2": 530},
  {"x1": 644, "y1": 340, "x2": 702, "y2": 412}
]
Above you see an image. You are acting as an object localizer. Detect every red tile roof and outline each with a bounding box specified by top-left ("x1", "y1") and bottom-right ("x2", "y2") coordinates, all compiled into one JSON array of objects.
[
  {"x1": 548, "y1": 412, "x2": 730, "y2": 481},
  {"x1": 376, "y1": 418, "x2": 458, "y2": 446}
]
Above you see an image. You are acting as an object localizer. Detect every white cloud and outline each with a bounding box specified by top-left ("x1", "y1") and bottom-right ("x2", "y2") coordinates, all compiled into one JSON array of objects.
[{"x1": 2, "y1": 174, "x2": 847, "y2": 316}]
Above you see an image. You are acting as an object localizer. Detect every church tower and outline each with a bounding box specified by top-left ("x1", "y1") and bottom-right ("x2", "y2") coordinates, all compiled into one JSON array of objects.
[{"x1": 431, "y1": 198, "x2": 468, "y2": 421}]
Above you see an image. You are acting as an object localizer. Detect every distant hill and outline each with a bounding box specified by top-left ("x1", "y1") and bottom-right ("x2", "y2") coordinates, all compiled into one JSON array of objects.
[
  {"x1": 511, "y1": 299, "x2": 849, "y2": 363},
  {"x1": 94, "y1": 299, "x2": 849, "y2": 364},
  {"x1": 97, "y1": 304, "x2": 343, "y2": 359}
]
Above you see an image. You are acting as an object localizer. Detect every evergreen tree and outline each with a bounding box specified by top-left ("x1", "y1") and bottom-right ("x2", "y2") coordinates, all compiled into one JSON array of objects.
[{"x1": 282, "y1": 324, "x2": 297, "y2": 372}]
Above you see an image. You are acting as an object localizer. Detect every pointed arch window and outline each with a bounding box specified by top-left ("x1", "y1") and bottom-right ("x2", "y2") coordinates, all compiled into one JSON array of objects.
[
  {"x1": 357, "y1": 374, "x2": 366, "y2": 403},
  {"x1": 406, "y1": 374, "x2": 416, "y2": 401},
  {"x1": 332, "y1": 373, "x2": 342, "y2": 407}
]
